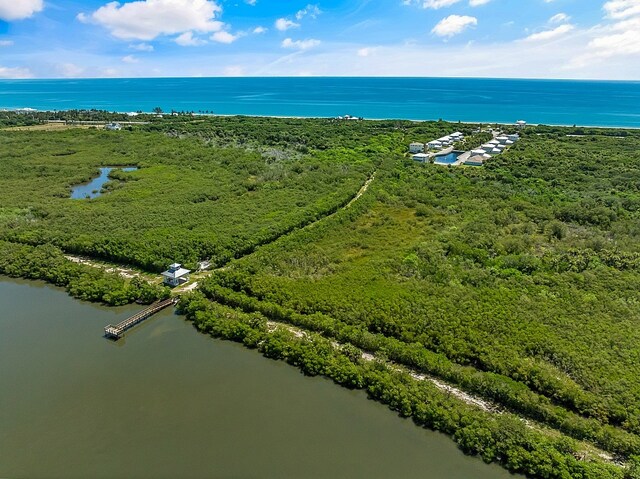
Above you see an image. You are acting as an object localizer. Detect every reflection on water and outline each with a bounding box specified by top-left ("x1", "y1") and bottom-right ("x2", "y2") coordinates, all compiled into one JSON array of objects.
[
  {"x1": 0, "y1": 277, "x2": 518, "y2": 479},
  {"x1": 70, "y1": 166, "x2": 138, "y2": 199}
]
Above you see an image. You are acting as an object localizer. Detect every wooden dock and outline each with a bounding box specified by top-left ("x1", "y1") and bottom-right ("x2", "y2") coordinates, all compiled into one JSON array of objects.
[{"x1": 104, "y1": 297, "x2": 178, "y2": 339}]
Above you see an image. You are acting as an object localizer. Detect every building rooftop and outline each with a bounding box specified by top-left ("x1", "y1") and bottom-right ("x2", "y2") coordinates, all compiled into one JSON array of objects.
[
  {"x1": 465, "y1": 155, "x2": 485, "y2": 165},
  {"x1": 162, "y1": 267, "x2": 191, "y2": 279}
]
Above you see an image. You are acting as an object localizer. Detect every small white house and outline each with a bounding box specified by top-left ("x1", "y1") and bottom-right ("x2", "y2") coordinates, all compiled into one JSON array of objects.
[
  {"x1": 482, "y1": 153, "x2": 493, "y2": 159},
  {"x1": 162, "y1": 263, "x2": 191, "y2": 287},
  {"x1": 516, "y1": 120, "x2": 527, "y2": 128},
  {"x1": 412, "y1": 153, "x2": 430, "y2": 163},
  {"x1": 471, "y1": 148, "x2": 486, "y2": 156},
  {"x1": 496, "y1": 136, "x2": 509, "y2": 144},
  {"x1": 488, "y1": 139, "x2": 500, "y2": 146},
  {"x1": 481, "y1": 144, "x2": 495, "y2": 152},
  {"x1": 427, "y1": 140, "x2": 443, "y2": 150},
  {"x1": 105, "y1": 122, "x2": 122, "y2": 131},
  {"x1": 409, "y1": 142, "x2": 425, "y2": 153},
  {"x1": 507, "y1": 133, "x2": 520, "y2": 141},
  {"x1": 491, "y1": 148, "x2": 502, "y2": 154},
  {"x1": 450, "y1": 131, "x2": 463, "y2": 138},
  {"x1": 496, "y1": 144, "x2": 506, "y2": 150},
  {"x1": 505, "y1": 140, "x2": 514, "y2": 145}
]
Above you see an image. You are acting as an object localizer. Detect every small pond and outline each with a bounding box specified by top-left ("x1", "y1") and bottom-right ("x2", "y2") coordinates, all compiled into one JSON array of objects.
[
  {"x1": 434, "y1": 152, "x2": 462, "y2": 165},
  {"x1": 70, "y1": 166, "x2": 138, "y2": 199}
]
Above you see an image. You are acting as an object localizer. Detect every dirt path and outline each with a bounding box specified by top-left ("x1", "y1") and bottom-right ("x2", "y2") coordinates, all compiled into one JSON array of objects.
[
  {"x1": 65, "y1": 255, "x2": 148, "y2": 280},
  {"x1": 178, "y1": 171, "x2": 377, "y2": 292},
  {"x1": 346, "y1": 172, "x2": 375, "y2": 208},
  {"x1": 263, "y1": 320, "x2": 621, "y2": 466},
  {"x1": 64, "y1": 171, "x2": 377, "y2": 293},
  {"x1": 266, "y1": 320, "x2": 498, "y2": 413}
]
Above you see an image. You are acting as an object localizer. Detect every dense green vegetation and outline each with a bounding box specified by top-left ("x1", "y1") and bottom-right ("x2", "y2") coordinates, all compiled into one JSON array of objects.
[
  {"x1": 178, "y1": 293, "x2": 626, "y2": 479},
  {"x1": 193, "y1": 121, "x2": 640, "y2": 470},
  {"x1": 0, "y1": 125, "x2": 377, "y2": 271},
  {"x1": 0, "y1": 109, "x2": 158, "y2": 127},
  {"x1": 0, "y1": 241, "x2": 167, "y2": 305},
  {"x1": 3, "y1": 112, "x2": 640, "y2": 477}
]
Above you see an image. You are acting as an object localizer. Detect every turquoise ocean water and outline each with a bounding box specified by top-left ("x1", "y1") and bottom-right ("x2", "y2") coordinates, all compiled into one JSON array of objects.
[{"x1": 1, "y1": 77, "x2": 639, "y2": 127}]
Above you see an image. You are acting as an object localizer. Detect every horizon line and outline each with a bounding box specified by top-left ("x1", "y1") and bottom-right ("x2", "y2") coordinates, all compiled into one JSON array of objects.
[{"x1": 1, "y1": 76, "x2": 640, "y2": 83}]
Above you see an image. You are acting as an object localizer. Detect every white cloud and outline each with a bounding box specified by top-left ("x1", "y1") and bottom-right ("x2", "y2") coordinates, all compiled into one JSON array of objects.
[
  {"x1": 281, "y1": 38, "x2": 321, "y2": 50},
  {"x1": 522, "y1": 24, "x2": 575, "y2": 42},
  {"x1": 245, "y1": 0, "x2": 257, "y2": 5},
  {"x1": 404, "y1": 0, "x2": 468, "y2": 8},
  {"x1": 469, "y1": 0, "x2": 491, "y2": 6},
  {"x1": 549, "y1": 13, "x2": 570, "y2": 23},
  {"x1": 568, "y1": 1, "x2": 640, "y2": 68},
  {"x1": 432, "y1": 15, "x2": 477, "y2": 37},
  {"x1": 253, "y1": 26, "x2": 267, "y2": 34},
  {"x1": 244, "y1": 32, "x2": 639, "y2": 79},
  {"x1": 275, "y1": 18, "x2": 299, "y2": 31},
  {"x1": 295, "y1": 4, "x2": 321, "y2": 20},
  {"x1": 122, "y1": 55, "x2": 139, "y2": 64},
  {"x1": 573, "y1": 16, "x2": 640, "y2": 64},
  {"x1": 130, "y1": 43, "x2": 154, "y2": 51},
  {"x1": 0, "y1": 65, "x2": 32, "y2": 78},
  {"x1": 274, "y1": 5, "x2": 319, "y2": 34},
  {"x1": 0, "y1": 0, "x2": 43, "y2": 21},
  {"x1": 58, "y1": 63, "x2": 85, "y2": 77},
  {"x1": 588, "y1": 27, "x2": 640, "y2": 57},
  {"x1": 417, "y1": 0, "x2": 461, "y2": 8},
  {"x1": 603, "y1": 0, "x2": 640, "y2": 19},
  {"x1": 81, "y1": 0, "x2": 224, "y2": 41},
  {"x1": 211, "y1": 31, "x2": 240, "y2": 44},
  {"x1": 175, "y1": 31, "x2": 206, "y2": 46},
  {"x1": 357, "y1": 47, "x2": 377, "y2": 57},
  {"x1": 0, "y1": 40, "x2": 14, "y2": 46}
]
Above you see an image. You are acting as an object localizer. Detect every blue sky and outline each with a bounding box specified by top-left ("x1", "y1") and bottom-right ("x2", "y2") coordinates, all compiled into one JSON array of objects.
[{"x1": 0, "y1": 0, "x2": 639, "y2": 79}]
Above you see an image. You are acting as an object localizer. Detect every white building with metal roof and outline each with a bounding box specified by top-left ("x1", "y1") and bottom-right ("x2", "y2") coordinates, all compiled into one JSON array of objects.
[{"x1": 162, "y1": 263, "x2": 191, "y2": 287}]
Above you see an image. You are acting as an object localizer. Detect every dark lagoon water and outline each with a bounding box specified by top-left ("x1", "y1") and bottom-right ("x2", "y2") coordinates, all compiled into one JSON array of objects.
[
  {"x1": 1, "y1": 77, "x2": 640, "y2": 127},
  {"x1": 0, "y1": 277, "x2": 519, "y2": 479},
  {"x1": 70, "y1": 167, "x2": 137, "y2": 199}
]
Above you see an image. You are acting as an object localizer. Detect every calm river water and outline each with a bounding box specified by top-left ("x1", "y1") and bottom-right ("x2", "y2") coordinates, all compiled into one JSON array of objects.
[{"x1": 0, "y1": 277, "x2": 517, "y2": 479}]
